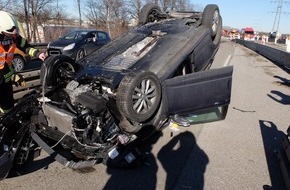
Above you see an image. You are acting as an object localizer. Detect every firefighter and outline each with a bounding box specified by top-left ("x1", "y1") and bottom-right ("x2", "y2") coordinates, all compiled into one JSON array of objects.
[{"x1": 0, "y1": 11, "x2": 45, "y2": 114}]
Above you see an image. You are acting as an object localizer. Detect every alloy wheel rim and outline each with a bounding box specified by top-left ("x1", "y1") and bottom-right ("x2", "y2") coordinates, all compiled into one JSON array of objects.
[{"x1": 132, "y1": 78, "x2": 157, "y2": 114}]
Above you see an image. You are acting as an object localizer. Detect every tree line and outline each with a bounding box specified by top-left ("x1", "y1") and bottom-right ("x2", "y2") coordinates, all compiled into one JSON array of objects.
[{"x1": 0, "y1": 0, "x2": 200, "y2": 42}]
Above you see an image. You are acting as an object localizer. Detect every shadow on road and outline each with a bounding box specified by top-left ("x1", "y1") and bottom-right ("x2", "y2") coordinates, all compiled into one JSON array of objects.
[
  {"x1": 158, "y1": 131, "x2": 208, "y2": 190},
  {"x1": 267, "y1": 90, "x2": 290, "y2": 105},
  {"x1": 103, "y1": 131, "x2": 162, "y2": 190},
  {"x1": 103, "y1": 130, "x2": 208, "y2": 190},
  {"x1": 268, "y1": 75, "x2": 290, "y2": 105},
  {"x1": 274, "y1": 76, "x2": 290, "y2": 87},
  {"x1": 259, "y1": 120, "x2": 286, "y2": 190}
]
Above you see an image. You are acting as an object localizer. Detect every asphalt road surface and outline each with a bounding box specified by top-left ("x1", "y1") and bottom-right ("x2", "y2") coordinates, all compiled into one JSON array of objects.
[{"x1": 1, "y1": 38, "x2": 289, "y2": 190}]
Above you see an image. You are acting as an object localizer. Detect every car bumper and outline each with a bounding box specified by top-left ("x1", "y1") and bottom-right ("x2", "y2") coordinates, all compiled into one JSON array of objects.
[
  {"x1": 47, "y1": 49, "x2": 75, "y2": 59},
  {"x1": 62, "y1": 50, "x2": 75, "y2": 58}
]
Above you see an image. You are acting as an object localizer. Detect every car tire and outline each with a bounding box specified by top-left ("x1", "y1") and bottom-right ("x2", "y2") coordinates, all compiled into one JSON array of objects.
[
  {"x1": 202, "y1": 4, "x2": 220, "y2": 36},
  {"x1": 138, "y1": 3, "x2": 161, "y2": 25},
  {"x1": 117, "y1": 71, "x2": 161, "y2": 123},
  {"x1": 40, "y1": 55, "x2": 78, "y2": 87},
  {"x1": 76, "y1": 48, "x2": 86, "y2": 61},
  {"x1": 12, "y1": 55, "x2": 25, "y2": 72},
  {"x1": 202, "y1": 4, "x2": 222, "y2": 46}
]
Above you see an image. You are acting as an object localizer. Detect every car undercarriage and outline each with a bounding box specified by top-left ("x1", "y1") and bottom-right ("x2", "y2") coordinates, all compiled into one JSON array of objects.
[{"x1": 0, "y1": 3, "x2": 233, "y2": 180}]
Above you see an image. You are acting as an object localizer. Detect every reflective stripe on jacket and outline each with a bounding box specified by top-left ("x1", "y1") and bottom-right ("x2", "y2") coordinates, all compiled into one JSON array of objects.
[
  {"x1": 3, "y1": 65, "x2": 14, "y2": 82},
  {"x1": 16, "y1": 35, "x2": 40, "y2": 58},
  {"x1": 0, "y1": 43, "x2": 16, "y2": 70}
]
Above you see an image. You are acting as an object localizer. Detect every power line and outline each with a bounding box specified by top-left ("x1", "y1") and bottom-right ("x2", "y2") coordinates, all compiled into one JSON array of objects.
[{"x1": 271, "y1": 0, "x2": 290, "y2": 33}]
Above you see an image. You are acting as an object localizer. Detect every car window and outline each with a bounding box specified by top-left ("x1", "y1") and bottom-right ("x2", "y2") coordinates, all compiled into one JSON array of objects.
[
  {"x1": 97, "y1": 32, "x2": 107, "y2": 41},
  {"x1": 78, "y1": 31, "x2": 88, "y2": 39},
  {"x1": 61, "y1": 31, "x2": 77, "y2": 40},
  {"x1": 61, "y1": 31, "x2": 89, "y2": 40}
]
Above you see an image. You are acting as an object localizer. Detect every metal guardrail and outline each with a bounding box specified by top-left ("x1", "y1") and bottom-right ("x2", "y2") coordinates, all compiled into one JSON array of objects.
[
  {"x1": 234, "y1": 39, "x2": 290, "y2": 70},
  {"x1": 13, "y1": 69, "x2": 41, "y2": 101},
  {"x1": 30, "y1": 42, "x2": 48, "y2": 52},
  {"x1": 13, "y1": 43, "x2": 47, "y2": 101}
]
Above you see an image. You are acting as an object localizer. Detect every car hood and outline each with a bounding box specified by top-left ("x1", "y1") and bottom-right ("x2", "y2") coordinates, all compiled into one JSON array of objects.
[{"x1": 49, "y1": 39, "x2": 79, "y2": 48}]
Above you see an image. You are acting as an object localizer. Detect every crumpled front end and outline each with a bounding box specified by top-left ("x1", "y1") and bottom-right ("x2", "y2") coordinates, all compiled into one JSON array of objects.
[
  {"x1": 28, "y1": 79, "x2": 144, "y2": 169},
  {"x1": 0, "y1": 92, "x2": 39, "y2": 180}
]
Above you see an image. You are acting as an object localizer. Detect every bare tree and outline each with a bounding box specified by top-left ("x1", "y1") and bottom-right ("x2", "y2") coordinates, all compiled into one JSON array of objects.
[
  {"x1": 84, "y1": 0, "x2": 129, "y2": 38},
  {"x1": 158, "y1": 0, "x2": 171, "y2": 11},
  {"x1": 4, "y1": 0, "x2": 198, "y2": 42},
  {"x1": 11, "y1": 0, "x2": 58, "y2": 42},
  {"x1": 77, "y1": 0, "x2": 82, "y2": 27},
  {"x1": 23, "y1": 0, "x2": 31, "y2": 41},
  {"x1": 163, "y1": 0, "x2": 195, "y2": 11},
  {"x1": 0, "y1": 0, "x2": 12, "y2": 10},
  {"x1": 84, "y1": 1, "x2": 101, "y2": 27},
  {"x1": 126, "y1": 0, "x2": 142, "y2": 21}
]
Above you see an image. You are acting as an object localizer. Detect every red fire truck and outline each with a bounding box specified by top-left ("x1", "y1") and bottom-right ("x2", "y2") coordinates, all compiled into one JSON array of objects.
[{"x1": 241, "y1": 27, "x2": 255, "y2": 41}]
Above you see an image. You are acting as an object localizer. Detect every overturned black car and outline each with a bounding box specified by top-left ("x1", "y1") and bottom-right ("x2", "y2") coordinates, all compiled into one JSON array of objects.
[{"x1": 0, "y1": 4, "x2": 233, "y2": 179}]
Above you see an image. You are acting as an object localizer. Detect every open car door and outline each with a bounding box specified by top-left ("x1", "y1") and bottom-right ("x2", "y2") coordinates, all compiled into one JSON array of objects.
[{"x1": 163, "y1": 66, "x2": 233, "y2": 117}]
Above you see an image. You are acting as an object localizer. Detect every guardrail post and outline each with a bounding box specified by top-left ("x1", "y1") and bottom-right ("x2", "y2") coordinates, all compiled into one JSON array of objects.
[
  {"x1": 262, "y1": 35, "x2": 266, "y2": 45},
  {"x1": 287, "y1": 36, "x2": 290, "y2": 53}
]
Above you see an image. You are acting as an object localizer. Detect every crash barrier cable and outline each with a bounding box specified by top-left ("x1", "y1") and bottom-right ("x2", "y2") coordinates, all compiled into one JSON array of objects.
[{"x1": 234, "y1": 39, "x2": 290, "y2": 71}]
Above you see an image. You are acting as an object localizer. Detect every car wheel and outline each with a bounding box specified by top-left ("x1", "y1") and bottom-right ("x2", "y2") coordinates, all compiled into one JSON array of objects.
[
  {"x1": 117, "y1": 71, "x2": 162, "y2": 123},
  {"x1": 12, "y1": 55, "x2": 25, "y2": 72},
  {"x1": 76, "y1": 48, "x2": 86, "y2": 61},
  {"x1": 40, "y1": 55, "x2": 78, "y2": 87},
  {"x1": 138, "y1": 3, "x2": 161, "y2": 25},
  {"x1": 202, "y1": 4, "x2": 222, "y2": 46}
]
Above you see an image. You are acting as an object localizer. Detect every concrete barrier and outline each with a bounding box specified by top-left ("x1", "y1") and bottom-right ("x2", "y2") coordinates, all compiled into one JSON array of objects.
[
  {"x1": 287, "y1": 37, "x2": 290, "y2": 52},
  {"x1": 234, "y1": 39, "x2": 290, "y2": 70}
]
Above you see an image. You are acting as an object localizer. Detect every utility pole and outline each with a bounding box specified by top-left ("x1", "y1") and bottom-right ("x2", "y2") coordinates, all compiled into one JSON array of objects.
[
  {"x1": 272, "y1": 0, "x2": 283, "y2": 32},
  {"x1": 271, "y1": 0, "x2": 289, "y2": 33}
]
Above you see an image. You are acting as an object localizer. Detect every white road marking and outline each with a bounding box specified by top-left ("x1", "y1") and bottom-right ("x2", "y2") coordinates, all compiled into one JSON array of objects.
[{"x1": 223, "y1": 54, "x2": 232, "y2": 67}]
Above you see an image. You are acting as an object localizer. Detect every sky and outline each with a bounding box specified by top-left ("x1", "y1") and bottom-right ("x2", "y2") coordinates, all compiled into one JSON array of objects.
[
  {"x1": 192, "y1": 0, "x2": 290, "y2": 34},
  {"x1": 62, "y1": 0, "x2": 290, "y2": 34}
]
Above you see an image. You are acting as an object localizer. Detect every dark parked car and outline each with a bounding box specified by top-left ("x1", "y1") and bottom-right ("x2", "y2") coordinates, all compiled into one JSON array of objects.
[
  {"x1": 0, "y1": 4, "x2": 233, "y2": 179},
  {"x1": 47, "y1": 29, "x2": 111, "y2": 60}
]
